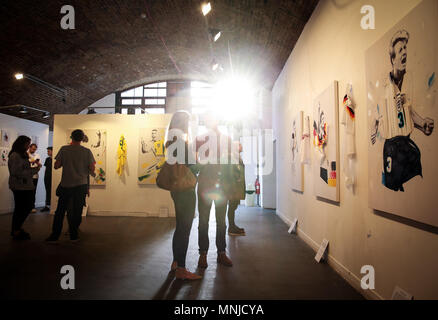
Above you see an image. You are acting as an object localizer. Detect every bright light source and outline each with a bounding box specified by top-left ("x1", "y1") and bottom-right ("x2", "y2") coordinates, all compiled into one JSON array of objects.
[
  {"x1": 209, "y1": 77, "x2": 256, "y2": 122},
  {"x1": 212, "y1": 63, "x2": 219, "y2": 71},
  {"x1": 202, "y1": 2, "x2": 211, "y2": 16},
  {"x1": 213, "y1": 31, "x2": 221, "y2": 42},
  {"x1": 14, "y1": 73, "x2": 24, "y2": 80}
]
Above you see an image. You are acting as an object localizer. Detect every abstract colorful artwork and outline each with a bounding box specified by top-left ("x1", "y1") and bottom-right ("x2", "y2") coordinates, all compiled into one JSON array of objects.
[
  {"x1": 138, "y1": 127, "x2": 166, "y2": 184},
  {"x1": 68, "y1": 129, "x2": 107, "y2": 185},
  {"x1": 366, "y1": 0, "x2": 437, "y2": 226},
  {"x1": 291, "y1": 111, "x2": 304, "y2": 192},
  {"x1": 1, "y1": 130, "x2": 11, "y2": 147},
  {"x1": 313, "y1": 81, "x2": 339, "y2": 202},
  {"x1": 0, "y1": 148, "x2": 8, "y2": 166}
]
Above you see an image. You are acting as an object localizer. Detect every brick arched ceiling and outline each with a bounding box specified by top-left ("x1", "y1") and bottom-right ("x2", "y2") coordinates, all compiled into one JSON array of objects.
[{"x1": 0, "y1": 0, "x2": 318, "y2": 124}]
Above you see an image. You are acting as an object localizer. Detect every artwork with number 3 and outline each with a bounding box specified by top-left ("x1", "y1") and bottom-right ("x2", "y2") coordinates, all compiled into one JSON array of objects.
[
  {"x1": 138, "y1": 128, "x2": 166, "y2": 184},
  {"x1": 67, "y1": 129, "x2": 107, "y2": 185},
  {"x1": 366, "y1": 0, "x2": 437, "y2": 227},
  {"x1": 313, "y1": 81, "x2": 339, "y2": 202},
  {"x1": 291, "y1": 111, "x2": 304, "y2": 192}
]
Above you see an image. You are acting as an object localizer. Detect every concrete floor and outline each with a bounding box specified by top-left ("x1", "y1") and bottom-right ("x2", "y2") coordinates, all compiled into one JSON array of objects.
[{"x1": 0, "y1": 206, "x2": 363, "y2": 300}]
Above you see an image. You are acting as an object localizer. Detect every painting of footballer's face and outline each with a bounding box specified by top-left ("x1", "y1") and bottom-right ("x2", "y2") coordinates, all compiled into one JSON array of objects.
[
  {"x1": 392, "y1": 40, "x2": 408, "y2": 72},
  {"x1": 151, "y1": 129, "x2": 158, "y2": 141}
]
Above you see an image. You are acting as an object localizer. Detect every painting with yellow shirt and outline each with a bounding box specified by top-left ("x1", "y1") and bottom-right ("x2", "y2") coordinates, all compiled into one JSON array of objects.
[
  {"x1": 138, "y1": 127, "x2": 166, "y2": 184},
  {"x1": 67, "y1": 129, "x2": 107, "y2": 185}
]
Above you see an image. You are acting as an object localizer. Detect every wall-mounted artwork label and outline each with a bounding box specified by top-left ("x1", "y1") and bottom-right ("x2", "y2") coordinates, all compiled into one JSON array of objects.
[
  {"x1": 315, "y1": 239, "x2": 329, "y2": 263},
  {"x1": 391, "y1": 286, "x2": 413, "y2": 300},
  {"x1": 291, "y1": 111, "x2": 304, "y2": 192},
  {"x1": 1, "y1": 130, "x2": 11, "y2": 147},
  {"x1": 288, "y1": 218, "x2": 298, "y2": 234},
  {"x1": 366, "y1": 0, "x2": 437, "y2": 227},
  {"x1": 0, "y1": 148, "x2": 8, "y2": 166},
  {"x1": 67, "y1": 129, "x2": 107, "y2": 185},
  {"x1": 138, "y1": 128, "x2": 166, "y2": 184},
  {"x1": 313, "y1": 81, "x2": 339, "y2": 202}
]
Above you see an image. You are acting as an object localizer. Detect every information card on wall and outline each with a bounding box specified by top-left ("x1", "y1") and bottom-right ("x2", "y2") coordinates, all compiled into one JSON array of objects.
[{"x1": 315, "y1": 238, "x2": 329, "y2": 263}]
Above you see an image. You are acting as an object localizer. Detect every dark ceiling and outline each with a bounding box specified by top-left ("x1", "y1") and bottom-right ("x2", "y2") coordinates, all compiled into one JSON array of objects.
[{"x1": 0, "y1": 0, "x2": 318, "y2": 124}]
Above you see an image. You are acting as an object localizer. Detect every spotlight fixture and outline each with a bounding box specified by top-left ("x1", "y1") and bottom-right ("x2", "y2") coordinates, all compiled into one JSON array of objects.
[
  {"x1": 209, "y1": 29, "x2": 221, "y2": 42},
  {"x1": 211, "y1": 59, "x2": 219, "y2": 71},
  {"x1": 13, "y1": 72, "x2": 66, "y2": 98},
  {"x1": 202, "y1": 2, "x2": 211, "y2": 16},
  {"x1": 87, "y1": 108, "x2": 97, "y2": 114},
  {"x1": 42, "y1": 112, "x2": 51, "y2": 119},
  {"x1": 19, "y1": 106, "x2": 28, "y2": 114}
]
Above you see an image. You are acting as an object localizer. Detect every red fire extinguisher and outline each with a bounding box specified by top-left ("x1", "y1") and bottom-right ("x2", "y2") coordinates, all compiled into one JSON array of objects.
[{"x1": 255, "y1": 177, "x2": 260, "y2": 195}]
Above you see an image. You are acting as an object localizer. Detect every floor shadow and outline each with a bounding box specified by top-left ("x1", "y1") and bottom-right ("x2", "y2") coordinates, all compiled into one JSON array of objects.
[{"x1": 152, "y1": 268, "x2": 204, "y2": 300}]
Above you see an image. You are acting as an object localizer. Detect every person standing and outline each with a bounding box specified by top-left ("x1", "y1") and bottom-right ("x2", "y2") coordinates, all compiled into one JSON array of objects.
[
  {"x1": 41, "y1": 147, "x2": 53, "y2": 212},
  {"x1": 224, "y1": 142, "x2": 246, "y2": 236},
  {"x1": 8, "y1": 136, "x2": 42, "y2": 240},
  {"x1": 28, "y1": 143, "x2": 41, "y2": 213},
  {"x1": 196, "y1": 115, "x2": 233, "y2": 268},
  {"x1": 46, "y1": 130, "x2": 95, "y2": 242},
  {"x1": 165, "y1": 111, "x2": 202, "y2": 280}
]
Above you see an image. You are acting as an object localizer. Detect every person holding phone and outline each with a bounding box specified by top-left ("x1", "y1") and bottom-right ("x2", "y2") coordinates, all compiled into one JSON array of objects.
[
  {"x1": 8, "y1": 136, "x2": 42, "y2": 240},
  {"x1": 28, "y1": 143, "x2": 41, "y2": 213}
]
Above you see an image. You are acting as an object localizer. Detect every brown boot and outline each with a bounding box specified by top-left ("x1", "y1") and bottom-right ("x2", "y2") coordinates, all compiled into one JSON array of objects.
[
  {"x1": 217, "y1": 252, "x2": 233, "y2": 267},
  {"x1": 198, "y1": 252, "x2": 208, "y2": 268},
  {"x1": 175, "y1": 267, "x2": 202, "y2": 280}
]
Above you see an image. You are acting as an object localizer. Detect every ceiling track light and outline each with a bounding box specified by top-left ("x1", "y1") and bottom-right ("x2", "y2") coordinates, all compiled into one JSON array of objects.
[
  {"x1": 13, "y1": 72, "x2": 66, "y2": 99},
  {"x1": 209, "y1": 28, "x2": 221, "y2": 42},
  {"x1": 202, "y1": 2, "x2": 211, "y2": 16},
  {"x1": 87, "y1": 108, "x2": 97, "y2": 114},
  {"x1": 42, "y1": 112, "x2": 51, "y2": 119},
  {"x1": 19, "y1": 106, "x2": 28, "y2": 114}
]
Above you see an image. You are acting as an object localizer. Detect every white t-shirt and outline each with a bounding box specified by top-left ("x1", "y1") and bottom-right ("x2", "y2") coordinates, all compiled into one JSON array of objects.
[{"x1": 378, "y1": 72, "x2": 414, "y2": 139}]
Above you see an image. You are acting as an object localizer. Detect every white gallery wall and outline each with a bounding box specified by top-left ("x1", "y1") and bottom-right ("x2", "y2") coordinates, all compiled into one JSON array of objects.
[
  {"x1": 0, "y1": 113, "x2": 49, "y2": 214},
  {"x1": 52, "y1": 114, "x2": 174, "y2": 217},
  {"x1": 272, "y1": 0, "x2": 437, "y2": 299}
]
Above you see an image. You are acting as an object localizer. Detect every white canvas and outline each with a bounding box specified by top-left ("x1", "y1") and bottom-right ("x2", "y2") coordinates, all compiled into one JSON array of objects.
[
  {"x1": 67, "y1": 129, "x2": 107, "y2": 185},
  {"x1": 313, "y1": 81, "x2": 339, "y2": 202},
  {"x1": 291, "y1": 111, "x2": 304, "y2": 192},
  {"x1": 366, "y1": 0, "x2": 438, "y2": 227},
  {"x1": 138, "y1": 127, "x2": 166, "y2": 185}
]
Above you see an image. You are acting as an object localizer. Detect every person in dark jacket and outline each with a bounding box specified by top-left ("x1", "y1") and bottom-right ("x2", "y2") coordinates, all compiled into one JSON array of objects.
[
  {"x1": 223, "y1": 142, "x2": 246, "y2": 236},
  {"x1": 166, "y1": 110, "x2": 202, "y2": 280},
  {"x1": 8, "y1": 136, "x2": 41, "y2": 240},
  {"x1": 41, "y1": 147, "x2": 53, "y2": 212},
  {"x1": 196, "y1": 114, "x2": 233, "y2": 268}
]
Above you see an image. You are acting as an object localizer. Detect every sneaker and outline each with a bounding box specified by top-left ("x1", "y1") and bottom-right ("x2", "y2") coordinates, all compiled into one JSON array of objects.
[
  {"x1": 198, "y1": 253, "x2": 208, "y2": 268},
  {"x1": 40, "y1": 207, "x2": 50, "y2": 212},
  {"x1": 217, "y1": 252, "x2": 233, "y2": 267},
  {"x1": 12, "y1": 230, "x2": 31, "y2": 241},
  {"x1": 175, "y1": 267, "x2": 202, "y2": 280},
  {"x1": 70, "y1": 235, "x2": 80, "y2": 242},
  {"x1": 228, "y1": 225, "x2": 245, "y2": 236},
  {"x1": 45, "y1": 234, "x2": 59, "y2": 243}
]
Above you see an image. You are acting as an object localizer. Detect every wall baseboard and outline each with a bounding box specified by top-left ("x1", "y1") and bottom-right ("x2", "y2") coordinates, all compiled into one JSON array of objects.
[{"x1": 276, "y1": 210, "x2": 384, "y2": 300}]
